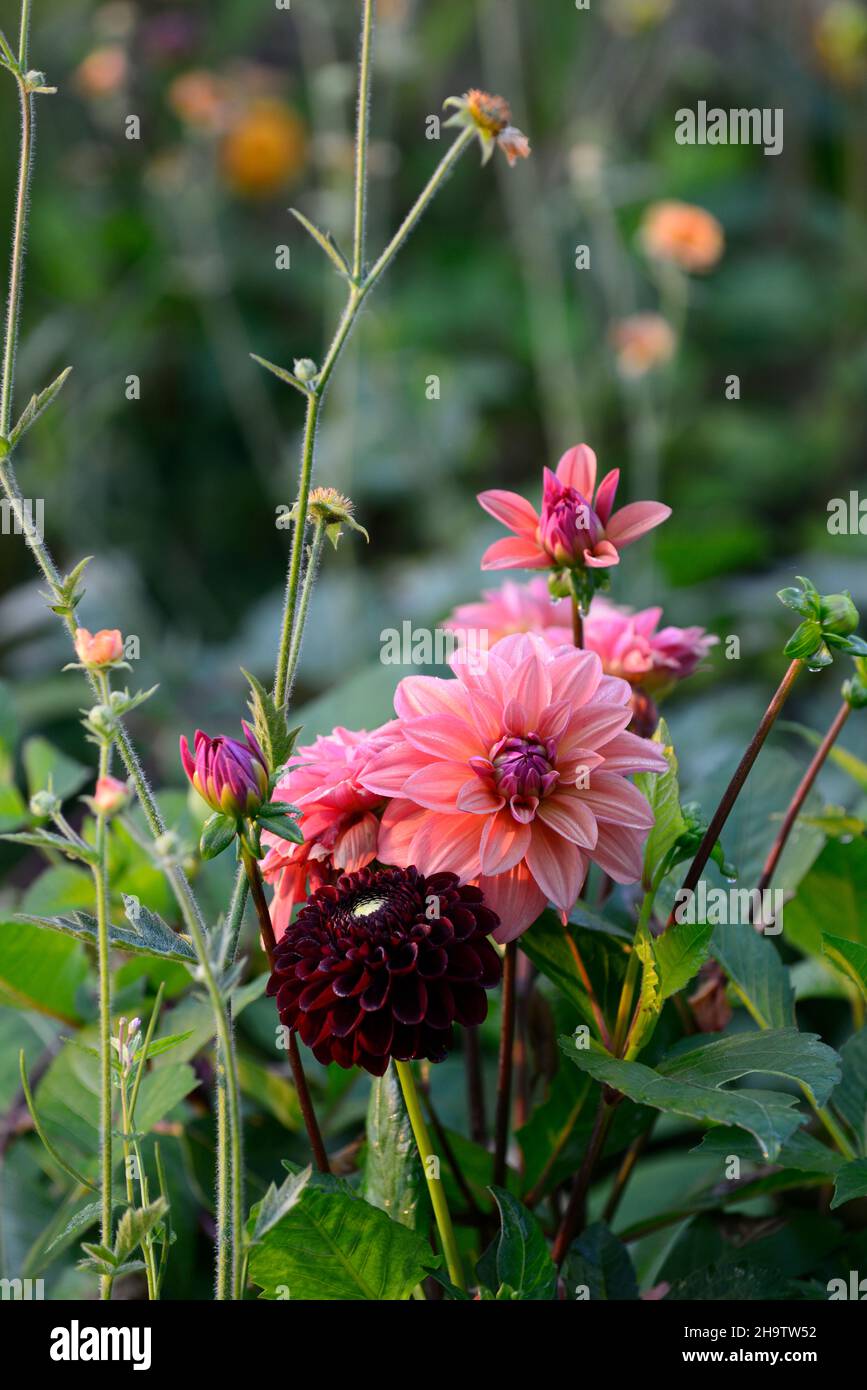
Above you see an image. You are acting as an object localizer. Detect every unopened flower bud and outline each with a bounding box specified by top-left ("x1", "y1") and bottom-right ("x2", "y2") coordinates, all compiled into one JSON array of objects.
[
  {"x1": 91, "y1": 775, "x2": 129, "y2": 816},
  {"x1": 180, "y1": 723, "x2": 269, "y2": 820},
  {"x1": 30, "y1": 788, "x2": 61, "y2": 818},
  {"x1": 293, "y1": 357, "x2": 318, "y2": 383},
  {"x1": 819, "y1": 591, "x2": 859, "y2": 636}
]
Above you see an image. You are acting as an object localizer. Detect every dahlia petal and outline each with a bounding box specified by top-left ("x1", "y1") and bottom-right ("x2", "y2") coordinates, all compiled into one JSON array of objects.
[
  {"x1": 504, "y1": 649, "x2": 552, "y2": 726},
  {"x1": 403, "y1": 713, "x2": 485, "y2": 762},
  {"x1": 377, "y1": 800, "x2": 427, "y2": 866},
  {"x1": 457, "y1": 778, "x2": 505, "y2": 814},
  {"x1": 568, "y1": 702, "x2": 633, "y2": 750},
  {"x1": 357, "y1": 741, "x2": 428, "y2": 796},
  {"x1": 599, "y1": 731, "x2": 669, "y2": 774},
  {"x1": 593, "y1": 468, "x2": 620, "y2": 525},
  {"x1": 605, "y1": 501, "x2": 672, "y2": 547},
  {"x1": 525, "y1": 821, "x2": 587, "y2": 915},
  {"x1": 479, "y1": 811, "x2": 532, "y2": 875},
  {"x1": 584, "y1": 540, "x2": 621, "y2": 568},
  {"x1": 332, "y1": 811, "x2": 380, "y2": 872},
  {"x1": 592, "y1": 821, "x2": 647, "y2": 884},
  {"x1": 481, "y1": 536, "x2": 550, "y2": 571},
  {"x1": 549, "y1": 648, "x2": 603, "y2": 708},
  {"x1": 476, "y1": 488, "x2": 540, "y2": 537},
  {"x1": 410, "y1": 811, "x2": 486, "y2": 880},
  {"x1": 555, "y1": 443, "x2": 597, "y2": 497},
  {"x1": 403, "y1": 761, "x2": 476, "y2": 812},
  {"x1": 478, "y1": 865, "x2": 546, "y2": 944},
  {"x1": 580, "y1": 771, "x2": 656, "y2": 828},
  {"x1": 536, "y1": 790, "x2": 598, "y2": 849},
  {"x1": 394, "y1": 675, "x2": 472, "y2": 722}
]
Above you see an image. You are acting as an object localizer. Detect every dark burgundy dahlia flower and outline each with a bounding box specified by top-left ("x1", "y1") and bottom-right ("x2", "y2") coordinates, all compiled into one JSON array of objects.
[{"x1": 267, "y1": 865, "x2": 501, "y2": 1076}]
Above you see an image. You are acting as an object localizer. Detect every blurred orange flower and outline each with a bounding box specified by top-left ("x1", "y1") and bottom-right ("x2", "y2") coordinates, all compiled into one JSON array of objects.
[
  {"x1": 220, "y1": 99, "x2": 307, "y2": 197},
  {"x1": 75, "y1": 45, "x2": 128, "y2": 99},
  {"x1": 609, "y1": 313, "x2": 676, "y2": 378},
  {"x1": 168, "y1": 70, "x2": 228, "y2": 132},
  {"x1": 640, "y1": 200, "x2": 724, "y2": 273},
  {"x1": 73, "y1": 627, "x2": 124, "y2": 668}
]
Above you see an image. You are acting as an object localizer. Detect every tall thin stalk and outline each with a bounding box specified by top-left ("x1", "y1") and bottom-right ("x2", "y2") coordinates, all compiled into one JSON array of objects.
[
  {"x1": 92, "y1": 673, "x2": 114, "y2": 1300},
  {"x1": 0, "y1": 1, "x2": 243, "y2": 1299},
  {"x1": 395, "y1": 1059, "x2": 466, "y2": 1292}
]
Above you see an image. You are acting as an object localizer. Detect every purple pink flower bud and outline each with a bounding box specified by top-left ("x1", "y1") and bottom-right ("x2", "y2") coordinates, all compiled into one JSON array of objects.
[{"x1": 180, "y1": 723, "x2": 269, "y2": 820}]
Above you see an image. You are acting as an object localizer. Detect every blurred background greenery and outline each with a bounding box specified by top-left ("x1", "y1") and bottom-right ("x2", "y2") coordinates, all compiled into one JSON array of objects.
[{"x1": 2, "y1": 0, "x2": 867, "y2": 1297}]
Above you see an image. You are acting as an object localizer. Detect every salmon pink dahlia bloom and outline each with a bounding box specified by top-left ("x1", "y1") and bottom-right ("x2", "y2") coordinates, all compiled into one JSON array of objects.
[
  {"x1": 584, "y1": 599, "x2": 717, "y2": 695},
  {"x1": 445, "y1": 577, "x2": 573, "y2": 647},
  {"x1": 261, "y1": 725, "x2": 392, "y2": 938},
  {"x1": 359, "y1": 634, "x2": 667, "y2": 942},
  {"x1": 478, "y1": 444, "x2": 671, "y2": 575}
]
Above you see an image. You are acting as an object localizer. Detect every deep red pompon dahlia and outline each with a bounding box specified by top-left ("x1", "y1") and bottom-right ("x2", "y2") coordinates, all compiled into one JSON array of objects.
[{"x1": 266, "y1": 865, "x2": 502, "y2": 1076}]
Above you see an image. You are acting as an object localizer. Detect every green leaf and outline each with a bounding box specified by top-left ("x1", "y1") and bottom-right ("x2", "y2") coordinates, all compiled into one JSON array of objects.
[
  {"x1": 114, "y1": 1198, "x2": 168, "y2": 1262},
  {"x1": 626, "y1": 922, "x2": 662, "y2": 1057},
  {"x1": 134, "y1": 1063, "x2": 198, "y2": 1132},
  {"x1": 658, "y1": 1027, "x2": 840, "y2": 1109},
  {"x1": 199, "y1": 812, "x2": 236, "y2": 861},
  {"x1": 0, "y1": 920, "x2": 88, "y2": 1023},
  {"x1": 363, "y1": 1062, "x2": 420, "y2": 1229},
  {"x1": 784, "y1": 838, "x2": 867, "y2": 958},
  {"x1": 22, "y1": 735, "x2": 89, "y2": 802},
  {"x1": 691, "y1": 1124, "x2": 844, "y2": 1176},
  {"x1": 241, "y1": 667, "x2": 300, "y2": 776},
  {"x1": 2, "y1": 827, "x2": 97, "y2": 865},
  {"x1": 8, "y1": 366, "x2": 73, "y2": 447},
  {"x1": 520, "y1": 908, "x2": 627, "y2": 1029},
  {"x1": 247, "y1": 1170, "x2": 434, "y2": 1300},
  {"x1": 256, "y1": 813, "x2": 304, "y2": 845},
  {"x1": 654, "y1": 918, "x2": 714, "y2": 1000},
  {"x1": 831, "y1": 1158, "x2": 867, "y2": 1209},
  {"x1": 249, "y1": 353, "x2": 311, "y2": 397},
  {"x1": 832, "y1": 1027, "x2": 867, "y2": 1153},
  {"x1": 477, "y1": 1187, "x2": 557, "y2": 1300},
  {"x1": 15, "y1": 895, "x2": 197, "y2": 965},
  {"x1": 822, "y1": 933, "x2": 867, "y2": 1001},
  {"x1": 289, "y1": 207, "x2": 352, "y2": 278},
  {"x1": 45, "y1": 1200, "x2": 103, "y2": 1255},
  {"x1": 710, "y1": 918, "x2": 794, "y2": 1029},
  {"x1": 562, "y1": 1222, "x2": 638, "y2": 1300},
  {"x1": 634, "y1": 718, "x2": 687, "y2": 890},
  {"x1": 559, "y1": 1028, "x2": 841, "y2": 1160},
  {"x1": 0, "y1": 782, "x2": 26, "y2": 832}
]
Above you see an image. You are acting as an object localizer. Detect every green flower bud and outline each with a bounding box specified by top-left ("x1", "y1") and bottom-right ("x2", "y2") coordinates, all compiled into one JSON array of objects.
[
  {"x1": 819, "y1": 591, "x2": 859, "y2": 636},
  {"x1": 293, "y1": 357, "x2": 318, "y2": 383},
  {"x1": 843, "y1": 657, "x2": 867, "y2": 710},
  {"x1": 29, "y1": 788, "x2": 61, "y2": 818}
]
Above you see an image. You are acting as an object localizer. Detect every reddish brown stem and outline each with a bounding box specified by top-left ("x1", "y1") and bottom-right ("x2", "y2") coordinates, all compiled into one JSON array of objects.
[
  {"x1": 757, "y1": 701, "x2": 850, "y2": 894},
  {"x1": 241, "y1": 846, "x2": 331, "y2": 1174},
  {"x1": 493, "y1": 940, "x2": 517, "y2": 1187},
  {"x1": 572, "y1": 597, "x2": 583, "y2": 648},
  {"x1": 666, "y1": 659, "x2": 802, "y2": 928},
  {"x1": 551, "y1": 1098, "x2": 614, "y2": 1266}
]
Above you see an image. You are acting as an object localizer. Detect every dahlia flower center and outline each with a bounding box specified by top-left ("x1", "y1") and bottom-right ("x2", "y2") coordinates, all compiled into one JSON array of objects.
[{"x1": 491, "y1": 732, "x2": 558, "y2": 802}]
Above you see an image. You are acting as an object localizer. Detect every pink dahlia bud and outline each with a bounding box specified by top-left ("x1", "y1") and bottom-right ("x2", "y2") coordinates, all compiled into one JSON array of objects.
[
  {"x1": 91, "y1": 775, "x2": 130, "y2": 816},
  {"x1": 538, "y1": 468, "x2": 602, "y2": 568},
  {"x1": 180, "y1": 722, "x2": 269, "y2": 820},
  {"x1": 73, "y1": 627, "x2": 124, "y2": 668}
]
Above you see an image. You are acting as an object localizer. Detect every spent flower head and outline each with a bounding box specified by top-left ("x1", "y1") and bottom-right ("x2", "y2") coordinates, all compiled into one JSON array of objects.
[
  {"x1": 293, "y1": 487, "x2": 369, "y2": 549},
  {"x1": 444, "y1": 89, "x2": 530, "y2": 166}
]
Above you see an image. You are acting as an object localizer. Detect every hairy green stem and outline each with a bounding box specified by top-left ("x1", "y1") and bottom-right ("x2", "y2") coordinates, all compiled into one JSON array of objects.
[
  {"x1": 0, "y1": 71, "x2": 31, "y2": 435},
  {"x1": 352, "y1": 0, "x2": 376, "y2": 282},
  {"x1": 92, "y1": 673, "x2": 114, "y2": 1300},
  {"x1": 395, "y1": 1059, "x2": 466, "y2": 1292}
]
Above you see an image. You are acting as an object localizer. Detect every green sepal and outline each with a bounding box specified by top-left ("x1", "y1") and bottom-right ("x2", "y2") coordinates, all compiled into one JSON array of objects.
[{"x1": 199, "y1": 812, "x2": 237, "y2": 861}]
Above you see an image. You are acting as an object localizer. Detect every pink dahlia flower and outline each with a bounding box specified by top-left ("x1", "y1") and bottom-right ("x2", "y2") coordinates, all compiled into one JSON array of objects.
[
  {"x1": 584, "y1": 598, "x2": 717, "y2": 696},
  {"x1": 261, "y1": 725, "x2": 392, "y2": 939},
  {"x1": 478, "y1": 444, "x2": 671, "y2": 573},
  {"x1": 445, "y1": 577, "x2": 573, "y2": 647},
  {"x1": 359, "y1": 633, "x2": 667, "y2": 942}
]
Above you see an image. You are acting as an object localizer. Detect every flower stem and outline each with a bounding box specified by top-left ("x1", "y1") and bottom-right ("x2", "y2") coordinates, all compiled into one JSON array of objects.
[
  {"x1": 92, "y1": 672, "x2": 114, "y2": 1300},
  {"x1": 493, "y1": 939, "x2": 517, "y2": 1187},
  {"x1": 283, "y1": 518, "x2": 326, "y2": 695},
  {"x1": 666, "y1": 658, "x2": 803, "y2": 927},
  {"x1": 757, "y1": 700, "x2": 850, "y2": 894},
  {"x1": 352, "y1": 0, "x2": 376, "y2": 284},
  {"x1": 271, "y1": 125, "x2": 475, "y2": 708},
  {"x1": 394, "y1": 1059, "x2": 466, "y2": 1292},
  {"x1": 571, "y1": 596, "x2": 583, "y2": 648},
  {"x1": 240, "y1": 844, "x2": 330, "y2": 1173},
  {"x1": 1, "y1": 65, "x2": 32, "y2": 436},
  {"x1": 550, "y1": 1096, "x2": 615, "y2": 1266},
  {"x1": 464, "y1": 1026, "x2": 487, "y2": 1145}
]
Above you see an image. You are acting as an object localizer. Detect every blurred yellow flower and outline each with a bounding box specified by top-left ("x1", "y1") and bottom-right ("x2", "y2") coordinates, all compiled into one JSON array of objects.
[
  {"x1": 640, "y1": 200, "x2": 724, "y2": 273},
  {"x1": 75, "y1": 44, "x2": 128, "y2": 99},
  {"x1": 815, "y1": 1, "x2": 867, "y2": 86},
  {"x1": 220, "y1": 99, "x2": 307, "y2": 198},
  {"x1": 610, "y1": 313, "x2": 676, "y2": 378}
]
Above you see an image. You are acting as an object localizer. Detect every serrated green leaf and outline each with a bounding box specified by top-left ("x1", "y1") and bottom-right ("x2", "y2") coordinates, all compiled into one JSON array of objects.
[
  {"x1": 831, "y1": 1158, "x2": 867, "y2": 1209},
  {"x1": 711, "y1": 918, "x2": 794, "y2": 1029},
  {"x1": 15, "y1": 897, "x2": 197, "y2": 965},
  {"x1": 654, "y1": 918, "x2": 714, "y2": 1000},
  {"x1": 8, "y1": 365, "x2": 73, "y2": 447},
  {"x1": 658, "y1": 1028, "x2": 840, "y2": 1109},
  {"x1": 822, "y1": 933, "x2": 867, "y2": 1001},
  {"x1": 562, "y1": 1222, "x2": 638, "y2": 1300},
  {"x1": 634, "y1": 718, "x2": 687, "y2": 891},
  {"x1": 477, "y1": 1187, "x2": 557, "y2": 1300},
  {"x1": 247, "y1": 1171, "x2": 434, "y2": 1300},
  {"x1": 241, "y1": 667, "x2": 299, "y2": 776},
  {"x1": 114, "y1": 1197, "x2": 168, "y2": 1262}
]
